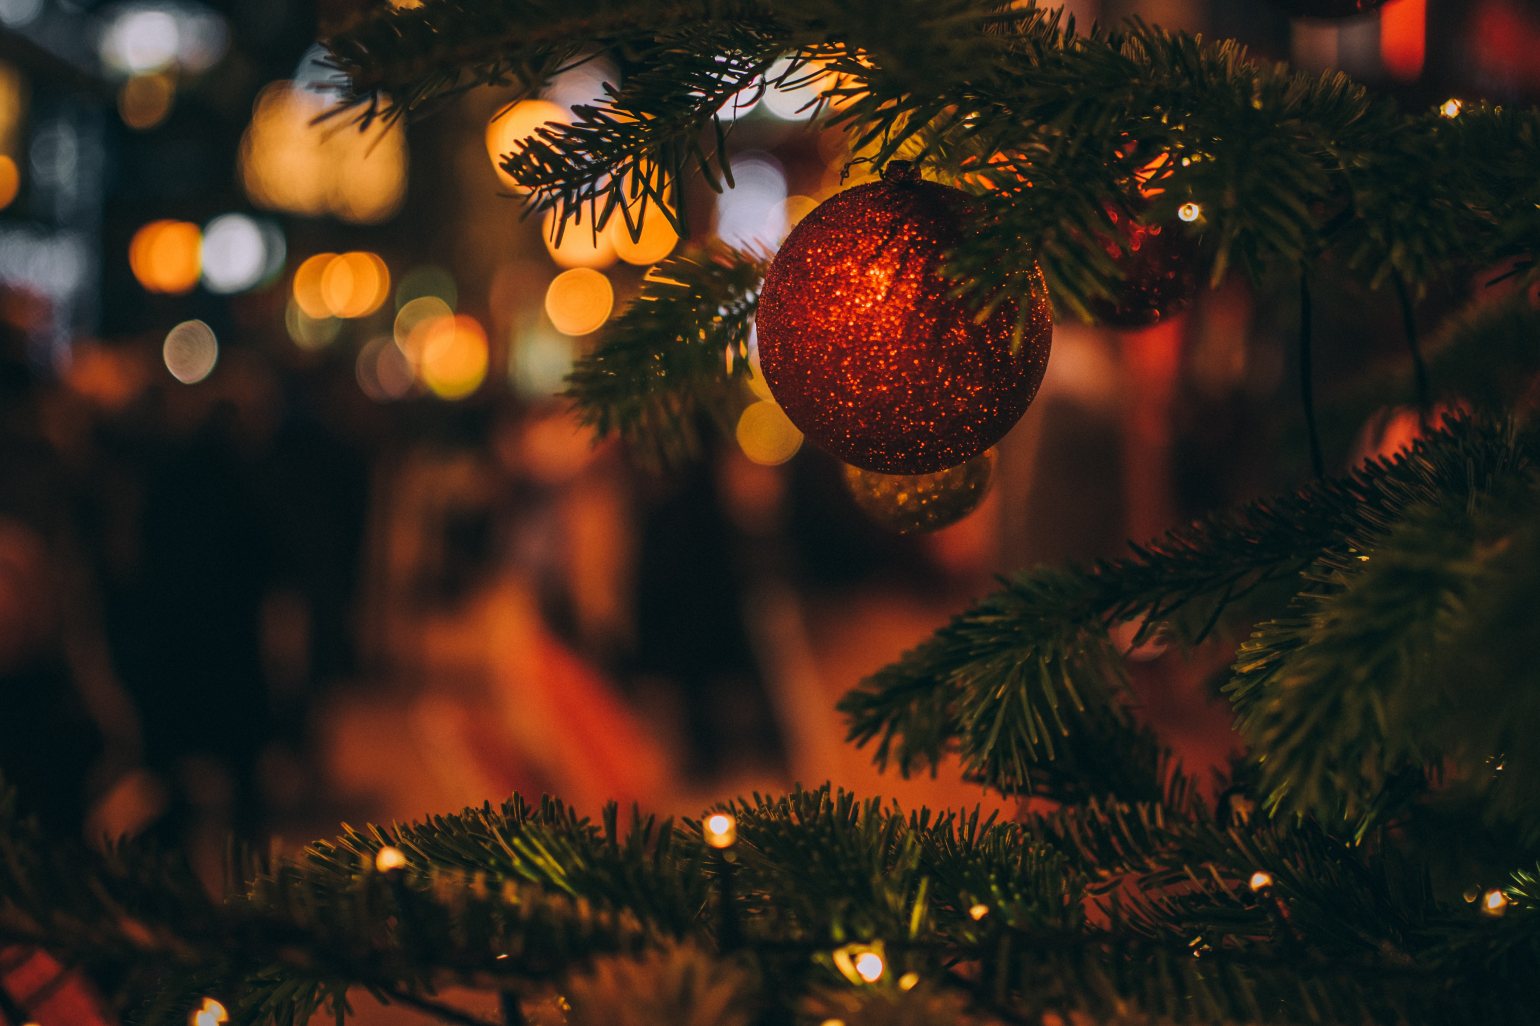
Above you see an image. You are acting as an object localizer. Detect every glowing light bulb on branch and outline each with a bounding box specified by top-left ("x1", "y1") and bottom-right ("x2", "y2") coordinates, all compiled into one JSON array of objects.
[{"x1": 703, "y1": 812, "x2": 737, "y2": 849}]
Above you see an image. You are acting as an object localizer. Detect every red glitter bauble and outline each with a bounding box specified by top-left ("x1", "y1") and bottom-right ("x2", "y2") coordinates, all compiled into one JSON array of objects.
[
  {"x1": 1267, "y1": 0, "x2": 1390, "y2": 17},
  {"x1": 1089, "y1": 208, "x2": 1201, "y2": 329},
  {"x1": 755, "y1": 163, "x2": 1052, "y2": 474}
]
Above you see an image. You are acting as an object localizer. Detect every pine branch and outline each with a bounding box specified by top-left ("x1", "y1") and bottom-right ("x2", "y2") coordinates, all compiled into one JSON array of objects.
[
  {"x1": 840, "y1": 417, "x2": 1537, "y2": 797},
  {"x1": 563, "y1": 244, "x2": 766, "y2": 465}
]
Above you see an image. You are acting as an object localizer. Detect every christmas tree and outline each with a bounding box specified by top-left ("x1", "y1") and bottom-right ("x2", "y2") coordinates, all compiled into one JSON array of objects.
[{"x1": 4, "y1": 2, "x2": 1540, "y2": 1024}]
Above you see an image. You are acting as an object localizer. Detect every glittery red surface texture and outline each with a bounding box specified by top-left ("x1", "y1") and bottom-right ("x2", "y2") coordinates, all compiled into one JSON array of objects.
[
  {"x1": 756, "y1": 177, "x2": 1052, "y2": 474},
  {"x1": 1089, "y1": 210, "x2": 1201, "y2": 329}
]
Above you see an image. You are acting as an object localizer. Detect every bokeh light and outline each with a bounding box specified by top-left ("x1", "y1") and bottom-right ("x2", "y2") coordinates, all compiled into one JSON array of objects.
[
  {"x1": 485, "y1": 99, "x2": 568, "y2": 192},
  {"x1": 714, "y1": 152, "x2": 788, "y2": 249},
  {"x1": 541, "y1": 54, "x2": 618, "y2": 113},
  {"x1": 292, "y1": 252, "x2": 336, "y2": 319},
  {"x1": 542, "y1": 208, "x2": 617, "y2": 269},
  {"x1": 396, "y1": 265, "x2": 457, "y2": 311},
  {"x1": 509, "y1": 324, "x2": 575, "y2": 398},
  {"x1": 319, "y1": 251, "x2": 390, "y2": 318},
  {"x1": 417, "y1": 314, "x2": 490, "y2": 399},
  {"x1": 285, "y1": 299, "x2": 341, "y2": 350},
  {"x1": 0, "y1": 154, "x2": 18, "y2": 210},
  {"x1": 201, "y1": 213, "x2": 279, "y2": 294},
  {"x1": 99, "y1": 8, "x2": 180, "y2": 75},
  {"x1": 356, "y1": 335, "x2": 415, "y2": 400},
  {"x1": 118, "y1": 72, "x2": 175, "y2": 130},
  {"x1": 761, "y1": 55, "x2": 822, "y2": 121},
  {"x1": 608, "y1": 205, "x2": 679, "y2": 266},
  {"x1": 129, "y1": 219, "x2": 201, "y2": 294},
  {"x1": 240, "y1": 82, "x2": 407, "y2": 224},
  {"x1": 162, "y1": 319, "x2": 218, "y2": 383},
  {"x1": 735, "y1": 400, "x2": 803, "y2": 465},
  {"x1": 394, "y1": 295, "x2": 454, "y2": 363},
  {"x1": 544, "y1": 268, "x2": 614, "y2": 336}
]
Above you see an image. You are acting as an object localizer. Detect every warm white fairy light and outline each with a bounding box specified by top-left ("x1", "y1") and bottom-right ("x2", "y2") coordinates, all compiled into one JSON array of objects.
[
  {"x1": 1178, "y1": 201, "x2": 1202, "y2": 223},
  {"x1": 1439, "y1": 98, "x2": 1462, "y2": 119},
  {"x1": 968, "y1": 903, "x2": 990, "y2": 920},
  {"x1": 1482, "y1": 889, "x2": 1510, "y2": 917},
  {"x1": 703, "y1": 812, "x2": 737, "y2": 849},
  {"x1": 1249, "y1": 870, "x2": 1274, "y2": 892},
  {"x1": 375, "y1": 846, "x2": 408, "y2": 872},
  {"x1": 853, "y1": 950, "x2": 885, "y2": 983},
  {"x1": 898, "y1": 971, "x2": 920, "y2": 991},
  {"x1": 190, "y1": 997, "x2": 228, "y2": 1026}
]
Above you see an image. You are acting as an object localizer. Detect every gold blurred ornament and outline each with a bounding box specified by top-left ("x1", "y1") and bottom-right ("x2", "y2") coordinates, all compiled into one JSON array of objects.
[{"x1": 843, "y1": 449, "x2": 995, "y2": 534}]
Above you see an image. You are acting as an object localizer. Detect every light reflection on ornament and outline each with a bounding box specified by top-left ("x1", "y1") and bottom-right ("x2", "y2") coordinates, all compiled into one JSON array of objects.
[{"x1": 843, "y1": 449, "x2": 995, "y2": 534}]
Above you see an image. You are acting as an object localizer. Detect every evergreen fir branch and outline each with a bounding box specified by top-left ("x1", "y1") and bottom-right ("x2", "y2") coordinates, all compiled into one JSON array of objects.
[
  {"x1": 1226, "y1": 434, "x2": 1540, "y2": 839},
  {"x1": 326, "y1": 5, "x2": 1540, "y2": 317},
  {"x1": 563, "y1": 244, "x2": 767, "y2": 465},
  {"x1": 840, "y1": 417, "x2": 1537, "y2": 797}
]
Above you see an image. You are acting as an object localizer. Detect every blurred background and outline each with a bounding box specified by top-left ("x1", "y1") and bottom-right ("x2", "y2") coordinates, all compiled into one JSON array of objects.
[{"x1": 0, "y1": 0, "x2": 1534, "y2": 914}]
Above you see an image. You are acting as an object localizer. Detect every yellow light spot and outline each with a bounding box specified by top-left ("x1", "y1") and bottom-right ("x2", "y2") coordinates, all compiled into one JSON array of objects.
[
  {"x1": 544, "y1": 268, "x2": 614, "y2": 336},
  {"x1": 0, "y1": 154, "x2": 18, "y2": 210},
  {"x1": 785, "y1": 194, "x2": 819, "y2": 229},
  {"x1": 968, "y1": 903, "x2": 989, "y2": 920},
  {"x1": 130, "y1": 219, "x2": 202, "y2": 294},
  {"x1": 119, "y1": 72, "x2": 176, "y2": 130},
  {"x1": 375, "y1": 846, "x2": 408, "y2": 872},
  {"x1": 543, "y1": 208, "x2": 617, "y2": 269},
  {"x1": 1482, "y1": 889, "x2": 1510, "y2": 917},
  {"x1": 853, "y1": 951, "x2": 885, "y2": 983},
  {"x1": 746, "y1": 343, "x2": 774, "y2": 401},
  {"x1": 608, "y1": 206, "x2": 679, "y2": 266},
  {"x1": 898, "y1": 971, "x2": 920, "y2": 991},
  {"x1": 162, "y1": 320, "x2": 218, "y2": 384},
  {"x1": 1440, "y1": 98, "x2": 1463, "y2": 119},
  {"x1": 292, "y1": 253, "x2": 337, "y2": 319},
  {"x1": 417, "y1": 314, "x2": 490, "y2": 400},
  {"x1": 735, "y1": 400, "x2": 803, "y2": 466},
  {"x1": 395, "y1": 296, "x2": 455, "y2": 365},
  {"x1": 485, "y1": 99, "x2": 568, "y2": 192},
  {"x1": 320, "y1": 251, "x2": 391, "y2": 319},
  {"x1": 703, "y1": 812, "x2": 737, "y2": 849},
  {"x1": 1249, "y1": 871, "x2": 1274, "y2": 892},
  {"x1": 819, "y1": 1020, "x2": 845, "y2": 1026},
  {"x1": 190, "y1": 997, "x2": 228, "y2": 1026},
  {"x1": 239, "y1": 82, "x2": 406, "y2": 224},
  {"x1": 1177, "y1": 202, "x2": 1202, "y2": 223}
]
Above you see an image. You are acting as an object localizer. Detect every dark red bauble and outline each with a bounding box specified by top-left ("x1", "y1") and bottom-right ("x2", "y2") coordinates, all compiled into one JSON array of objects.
[
  {"x1": 755, "y1": 165, "x2": 1052, "y2": 474},
  {"x1": 1267, "y1": 0, "x2": 1391, "y2": 18},
  {"x1": 1089, "y1": 208, "x2": 1202, "y2": 329}
]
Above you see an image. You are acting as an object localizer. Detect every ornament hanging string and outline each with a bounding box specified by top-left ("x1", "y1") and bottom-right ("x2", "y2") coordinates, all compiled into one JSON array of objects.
[
  {"x1": 1391, "y1": 271, "x2": 1432, "y2": 426},
  {"x1": 1299, "y1": 272, "x2": 1325, "y2": 478}
]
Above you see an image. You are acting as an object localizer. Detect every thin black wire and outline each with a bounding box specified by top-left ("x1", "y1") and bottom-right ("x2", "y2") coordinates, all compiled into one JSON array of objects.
[
  {"x1": 1299, "y1": 273, "x2": 1325, "y2": 477},
  {"x1": 1392, "y1": 272, "x2": 1432, "y2": 425}
]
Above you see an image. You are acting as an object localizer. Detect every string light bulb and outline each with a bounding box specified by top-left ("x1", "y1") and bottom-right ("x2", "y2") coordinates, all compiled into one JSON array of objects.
[
  {"x1": 703, "y1": 812, "x2": 737, "y2": 849},
  {"x1": 853, "y1": 951, "x2": 885, "y2": 983},
  {"x1": 1248, "y1": 871, "x2": 1274, "y2": 892},
  {"x1": 1177, "y1": 201, "x2": 1202, "y2": 223},
  {"x1": 898, "y1": 971, "x2": 920, "y2": 991},
  {"x1": 1439, "y1": 98, "x2": 1463, "y2": 119},
  {"x1": 968, "y1": 903, "x2": 990, "y2": 920},
  {"x1": 189, "y1": 997, "x2": 229, "y2": 1026},
  {"x1": 1481, "y1": 889, "x2": 1510, "y2": 917},
  {"x1": 375, "y1": 846, "x2": 408, "y2": 872}
]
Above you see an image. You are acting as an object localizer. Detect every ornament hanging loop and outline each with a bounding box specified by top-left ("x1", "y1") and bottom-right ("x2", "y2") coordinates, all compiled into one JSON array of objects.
[{"x1": 879, "y1": 159, "x2": 921, "y2": 184}]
